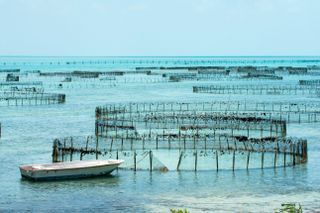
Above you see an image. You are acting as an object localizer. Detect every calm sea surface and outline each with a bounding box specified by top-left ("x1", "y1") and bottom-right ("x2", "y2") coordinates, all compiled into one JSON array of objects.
[{"x1": 0, "y1": 56, "x2": 320, "y2": 212}]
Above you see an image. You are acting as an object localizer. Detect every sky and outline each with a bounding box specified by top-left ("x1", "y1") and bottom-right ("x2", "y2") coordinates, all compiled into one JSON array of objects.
[{"x1": 0, "y1": 0, "x2": 319, "y2": 56}]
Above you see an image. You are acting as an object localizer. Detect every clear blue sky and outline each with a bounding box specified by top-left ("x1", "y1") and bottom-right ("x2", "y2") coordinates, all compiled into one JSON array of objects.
[{"x1": 0, "y1": 0, "x2": 319, "y2": 56}]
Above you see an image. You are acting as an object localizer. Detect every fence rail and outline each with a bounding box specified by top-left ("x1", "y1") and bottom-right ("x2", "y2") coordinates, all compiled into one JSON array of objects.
[
  {"x1": 96, "y1": 102, "x2": 320, "y2": 124},
  {"x1": 52, "y1": 135, "x2": 307, "y2": 171},
  {"x1": 0, "y1": 91, "x2": 66, "y2": 106},
  {"x1": 193, "y1": 85, "x2": 320, "y2": 96}
]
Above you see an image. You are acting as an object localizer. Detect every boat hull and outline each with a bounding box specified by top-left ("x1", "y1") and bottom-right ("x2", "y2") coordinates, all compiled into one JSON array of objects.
[{"x1": 20, "y1": 160, "x2": 123, "y2": 181}]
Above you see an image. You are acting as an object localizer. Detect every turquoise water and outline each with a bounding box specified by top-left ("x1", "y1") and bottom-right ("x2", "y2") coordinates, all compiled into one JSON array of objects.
[{"x1": 0, "y1": 56, "x2": 320, "y2": 212}]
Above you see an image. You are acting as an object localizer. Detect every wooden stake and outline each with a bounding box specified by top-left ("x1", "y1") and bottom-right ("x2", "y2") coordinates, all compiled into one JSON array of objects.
[
  {"x1": 194, "y1": 150, "x2": 198, "y2": 171},
  {"x1": 274, "y1": 151, "x2": 277, "y2": 169},
  {"x1": 156, "y1": 136, "x2": 158, "y2": 149},
  {"x1": 246, "y1": 151, "x2": 250, "y2": 170},
  {"x1": 177, "y1": 151, "x2": 183, "y2": 171},
  {"x1": 96, "y1": 136, "x2": 99, "y2": 160},
  {"x1": 70, "y1": 137, "x2": 73, "y2": 161},
  {"x1": 134, "y1": 151, "x2": 137, "y2": 171},
  {"x1": 232, "y1": 150, "x2": 235, "y2": 171},
  {"x1": 216, "y1": 150, "x2": 219, "y2": 171},
  {"x1": 52, "y1": 140, "x2": 59, "y2": 163},
  {"x1": 261, "y1": 150, "x2": 264, "y2": 169},
  {"x1": 149, "y1": 150, "x2": 153, "y2": 172},
  {"x1": 283, "y1": 147, "x2": 287, "y2": 168}
]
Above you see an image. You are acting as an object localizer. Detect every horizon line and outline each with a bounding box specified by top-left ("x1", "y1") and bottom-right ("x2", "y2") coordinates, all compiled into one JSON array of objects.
[{"x1": 1, "y1": 55, "x2": 320, "y2": 58}]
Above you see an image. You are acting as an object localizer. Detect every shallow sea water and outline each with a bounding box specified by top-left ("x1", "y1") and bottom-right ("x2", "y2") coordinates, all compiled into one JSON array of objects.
[{"x1": 0, "y1": 56, "x2": 320, "y2": 212}]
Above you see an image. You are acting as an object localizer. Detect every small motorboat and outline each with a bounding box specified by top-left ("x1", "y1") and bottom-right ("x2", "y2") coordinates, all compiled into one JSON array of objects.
[{"x1": 19, "y1": 159, "x2": 124, "y2": 181}]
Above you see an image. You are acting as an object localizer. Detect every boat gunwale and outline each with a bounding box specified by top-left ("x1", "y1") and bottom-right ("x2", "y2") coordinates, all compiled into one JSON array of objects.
[{"x1": 19, "y1": 160, "x2": 124, "y2": 172}]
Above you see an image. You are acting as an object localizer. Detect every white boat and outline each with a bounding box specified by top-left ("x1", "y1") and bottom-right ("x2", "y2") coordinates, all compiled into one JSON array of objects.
[{"x1": 19, "y1": 159, "x2": 124, "y2": 181}]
